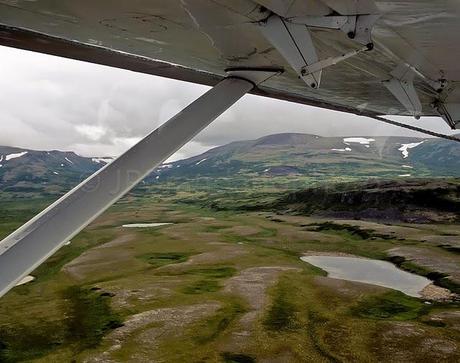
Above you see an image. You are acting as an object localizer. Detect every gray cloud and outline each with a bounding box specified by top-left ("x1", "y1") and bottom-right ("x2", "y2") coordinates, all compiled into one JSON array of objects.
[{"x1": 0, "y1": 45, "x2": 456, "y2": 161}]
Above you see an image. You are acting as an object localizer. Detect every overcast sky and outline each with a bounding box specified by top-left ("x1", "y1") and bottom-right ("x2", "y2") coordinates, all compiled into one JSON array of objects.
[{"x1": 1, "y1": 45, "x2": 456, "y2": 161}]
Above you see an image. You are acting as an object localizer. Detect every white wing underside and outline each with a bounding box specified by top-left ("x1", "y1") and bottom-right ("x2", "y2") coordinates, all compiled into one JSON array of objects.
[{"x1": 0, "y1": 0, "x2": 459, "y2": 123}]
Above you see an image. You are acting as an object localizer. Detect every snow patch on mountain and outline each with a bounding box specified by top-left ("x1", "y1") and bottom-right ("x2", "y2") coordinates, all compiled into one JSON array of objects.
[
  {"x1": 332, "y1": 147, "x2": 352, "y2": 152},
  {"x1": 5, "y1": 151, "x2": 28, "y2": 161},
  {"x1": 343, "y1": 137, "x2": 375, "y2": 145},
  {"x1": 196, "y1": 158, "x2": 207, "y2": 165},
  {"x1": 398, "y1": 141, "x2": 424, "y2": 158},
  {"x1": 92, "y1": 157, "x2": 113, "y2": 164}
]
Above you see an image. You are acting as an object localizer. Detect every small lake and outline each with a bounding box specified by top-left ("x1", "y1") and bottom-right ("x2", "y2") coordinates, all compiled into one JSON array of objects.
[
  {"x1": 301, "y1": 255, "x2": 431, "y2": 297},
  {"x1": 122, "y1": 223, "x2": 172, "y2": 228}
]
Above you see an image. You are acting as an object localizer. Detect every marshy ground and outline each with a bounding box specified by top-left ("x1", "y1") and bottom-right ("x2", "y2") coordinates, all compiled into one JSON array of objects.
[{"x1": 0, "y1": 194, "x2": 459, "y2": 362}]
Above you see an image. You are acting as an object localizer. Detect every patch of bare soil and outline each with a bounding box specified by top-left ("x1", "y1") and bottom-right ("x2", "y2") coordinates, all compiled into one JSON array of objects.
[
  {"x1": 259, "y1": 350, "x2": 297, "y2": 363},
  {"x1": 153, "y1": 219, "x2": 205, "y2": 239},
  {"x1": 425, "y1": 310, "x2": 460, "y2": 332},
  {"x1": 222, "y1": 266, "x2": 300, "y2": 351},
  {"x1": 422, "y1": 235, "x2": 460, "y2": 249},
  {"x1": 277, "y1": 227, "x2": 343, "y2": 244},
  {"x1": 419, "y1": 283, "x2": 456, "y2": 302},
  {"x1": 375, "y1": 322, "x2": 459, "y2": 362},
  {"x1": 84, "y1": 302, "x2": 220, "y2": 363},
  {"x1": 96, "y1": 234, "x2": 136, "y2": 249},
  {"x1": 63, "y1": 234, "x2": 136, "y2": 280},
  {"x1": 107, "y1": 285, "x2": 174, "y2": 309},
  {"x1": 94, "y1": 275, "x2": 184, "y2": 309},
  {"x1": 157, "y1": 244, "x2": 247, "y2": 272},
  {"x1": 225, "y1": 225, "x2": 262, "y2": 236}
]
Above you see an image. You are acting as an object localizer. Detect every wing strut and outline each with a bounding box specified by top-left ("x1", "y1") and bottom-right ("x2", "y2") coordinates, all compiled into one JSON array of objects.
[
  {"x1": 383, "y1": 64, "x2": 423, "y2": 119},
  {"x1": 0, "y1": 68, "x2": 279, "y2": 298},
  {"x1": 258, "y1": 13, "x2": 378, "y2": 89}
]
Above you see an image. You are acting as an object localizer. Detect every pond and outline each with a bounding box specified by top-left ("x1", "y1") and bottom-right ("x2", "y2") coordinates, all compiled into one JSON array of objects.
[
  {"x1": 122, "y1": 223, "x2": 172, "y2": 228},
  {"x1": 301, "y1": 255, "x2": 431, "y2": 297}
]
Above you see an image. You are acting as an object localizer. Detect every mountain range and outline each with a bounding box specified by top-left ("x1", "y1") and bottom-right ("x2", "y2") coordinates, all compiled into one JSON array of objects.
[
  {"x1": 155, "y1": 133, "x2": 460, "y2": 179},
  {"x1": 1, "y1": 133, "x2": 459, "y2": 196}
]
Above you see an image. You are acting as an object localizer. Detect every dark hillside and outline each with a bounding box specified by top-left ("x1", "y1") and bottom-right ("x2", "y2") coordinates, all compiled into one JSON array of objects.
[{"x1": 274, "y1": 179, "x2": 460, "y2": 223}]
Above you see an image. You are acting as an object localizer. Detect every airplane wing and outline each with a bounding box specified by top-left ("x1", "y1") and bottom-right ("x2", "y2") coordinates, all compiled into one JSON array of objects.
[{"x1": 0, "y1": 0, "x2": 459, "y2": 127}]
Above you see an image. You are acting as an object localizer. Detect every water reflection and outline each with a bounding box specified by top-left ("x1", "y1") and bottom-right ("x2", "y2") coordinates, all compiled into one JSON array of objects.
[
  {"x1": 122, "y1": 223, "x2": 172, "y2": 228},
  {"x1": 301, "y1": 255, "x2": 431, "y2": 297}
]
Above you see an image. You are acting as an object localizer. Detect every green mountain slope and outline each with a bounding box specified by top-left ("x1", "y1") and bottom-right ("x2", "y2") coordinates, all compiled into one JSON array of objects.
[
  {"x1": 153, "y1": 133, "x2": 460, "y2": 181},
  {"x1": 0, "y1": 146, "x2": 111, "y2": 195},
  {"x1": 1, "y1": 133, "x2": 460, "y2": 198}
]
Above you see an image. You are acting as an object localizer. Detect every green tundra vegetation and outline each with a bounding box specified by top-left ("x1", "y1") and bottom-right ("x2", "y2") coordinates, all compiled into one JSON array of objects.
[{"x1": 0, "y1": 177, "x2": 459, "y2": 363}]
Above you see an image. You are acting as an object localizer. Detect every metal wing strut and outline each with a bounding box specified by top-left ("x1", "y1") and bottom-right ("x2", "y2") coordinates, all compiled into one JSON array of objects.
[{"x1": 0, "y1": 68, "x2": 279, "y2": 298}]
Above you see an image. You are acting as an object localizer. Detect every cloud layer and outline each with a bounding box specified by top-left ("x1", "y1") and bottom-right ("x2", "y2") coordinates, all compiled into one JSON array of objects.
[{"x1": 0, "y1": 46, "x2": 455, "y2": 160}]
